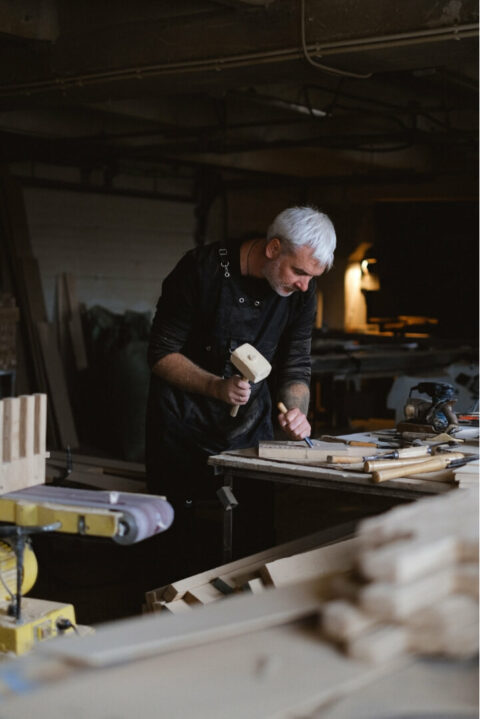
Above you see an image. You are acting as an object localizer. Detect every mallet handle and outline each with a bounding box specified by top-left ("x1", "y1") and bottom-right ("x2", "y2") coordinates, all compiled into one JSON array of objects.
[{"x1": 230, "y1": 377, "x2": 248, "y2": 417}]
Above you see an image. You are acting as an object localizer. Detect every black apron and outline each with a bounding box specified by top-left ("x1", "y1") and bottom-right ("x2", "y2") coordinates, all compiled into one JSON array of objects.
[{"x1": 145, "y1": 244, "x2": 288, "y2": 500}]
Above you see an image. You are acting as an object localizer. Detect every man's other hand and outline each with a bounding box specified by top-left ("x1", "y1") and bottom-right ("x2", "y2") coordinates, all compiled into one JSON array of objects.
[{"x1": 278, "y1": 406, "x2": 311, "y2": 441}]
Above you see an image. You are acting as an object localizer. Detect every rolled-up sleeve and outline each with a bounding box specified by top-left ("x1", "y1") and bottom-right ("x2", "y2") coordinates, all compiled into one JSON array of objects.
[
  {"x1": 275, "y1": 283, "x2": 316, "y2": 388},
  {"x1": 148, "y1": 250, "x2": 198, "y2": 368}
]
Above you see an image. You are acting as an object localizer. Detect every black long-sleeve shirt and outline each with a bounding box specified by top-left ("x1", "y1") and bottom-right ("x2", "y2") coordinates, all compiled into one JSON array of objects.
[{"x1": 145, "y1": 237, "x2": 316, "y2": 491}]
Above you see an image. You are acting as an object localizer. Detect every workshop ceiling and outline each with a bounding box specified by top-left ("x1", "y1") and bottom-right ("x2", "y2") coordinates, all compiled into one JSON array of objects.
[{"x1": 0, "y1": 0, "x2": 478, "y2": 182}]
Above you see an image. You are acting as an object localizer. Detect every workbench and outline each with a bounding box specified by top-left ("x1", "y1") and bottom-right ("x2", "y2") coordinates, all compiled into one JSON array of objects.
[{"x1": 208, "y1": 431, "x2": 459, "y2": 562}]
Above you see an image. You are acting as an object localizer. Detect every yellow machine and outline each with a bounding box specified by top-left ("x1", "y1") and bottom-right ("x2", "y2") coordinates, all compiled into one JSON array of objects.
[
  {"x1": 0, "y1": 535, "x2": 76, "y2": 655},
  {"x1": 0, "y1": 394, "x2": 174, "y2": 655},
  {"x1": 0, "y1": 485, "x2": 173, "y2": 655}
]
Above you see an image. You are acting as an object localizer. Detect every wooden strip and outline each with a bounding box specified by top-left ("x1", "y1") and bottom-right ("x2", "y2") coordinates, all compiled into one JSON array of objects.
[
  {"x1": 321, "y1": 600, "x2": 376, "y2": 642},
  {"x1": 3, "y1": 397, "x2": 20, "y2": 462},
  {"x1": 34, "y1": 393, "x2": 47, "y2": 456},
  {"x1": 64, "y1": 274, "x2": 88, "y2": 371},
  {"x1": 359, "y1": 568, "x2": 456, "y2": 621},
  {"x1": 19, "y1": 394, "x2": 35, "y2": 459},
  {"x1": 260, "y1": 538, "x2": 357, "y2": 588},
  {"x1": 347, "y1": 625, "x2": 408, "y2": 663},
  {"x1": 358, "y1": 535, "x2": 458, "y2": 584},
  {"x1": 48, "y1": 451, "x2": 145, "y2": 477},
  {"x1": 183, "y1": 584, "x2": 225, "y2": 606}
]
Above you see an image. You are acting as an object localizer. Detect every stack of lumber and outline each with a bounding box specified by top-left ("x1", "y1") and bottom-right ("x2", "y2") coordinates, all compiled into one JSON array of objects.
[
  {"x1": 320, "y1": 486, "x2": 479, "y2": 662},
  {"x1": 47, "y1": 450, "x2": 147, "y2": 493},
  {"x1": 145, "y1": 524, "x2": 358, "y2": 613}
]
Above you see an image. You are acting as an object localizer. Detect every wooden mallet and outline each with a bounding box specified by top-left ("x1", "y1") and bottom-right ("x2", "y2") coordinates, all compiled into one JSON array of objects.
[{"x1": 230, "y1": 343, "x2": 272, "y2": 417}]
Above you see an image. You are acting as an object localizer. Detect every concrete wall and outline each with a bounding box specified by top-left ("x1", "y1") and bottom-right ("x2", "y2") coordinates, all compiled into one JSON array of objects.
[{"x1": 23, "y1": 187, "x2": 196, "y2": 321}]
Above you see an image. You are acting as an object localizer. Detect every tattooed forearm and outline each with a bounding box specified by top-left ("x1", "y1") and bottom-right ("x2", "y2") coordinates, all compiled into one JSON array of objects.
[{"x1": 278, "y1": 382, "x2": 310, "y2": 416}]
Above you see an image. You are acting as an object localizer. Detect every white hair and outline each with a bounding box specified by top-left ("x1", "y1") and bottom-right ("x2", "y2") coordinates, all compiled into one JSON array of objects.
[{"x1": 267, "y1": 206, "x2": 336, "y2": 269}]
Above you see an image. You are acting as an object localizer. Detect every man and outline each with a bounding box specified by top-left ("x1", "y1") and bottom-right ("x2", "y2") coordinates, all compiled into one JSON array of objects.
[{"x1": 146, "y1": 206, "x2": 336, "y2": 564}]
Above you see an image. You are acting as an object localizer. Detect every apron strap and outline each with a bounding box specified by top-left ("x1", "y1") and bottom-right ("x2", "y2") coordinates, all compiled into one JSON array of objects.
[{"x1": 218, "y1": 247, "x2": 231, "y2": 279}]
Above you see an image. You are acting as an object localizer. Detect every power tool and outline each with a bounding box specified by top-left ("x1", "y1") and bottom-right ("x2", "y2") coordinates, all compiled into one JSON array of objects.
[{"x1": 398, "y1": 381, "x2": 459, "y2": 434}]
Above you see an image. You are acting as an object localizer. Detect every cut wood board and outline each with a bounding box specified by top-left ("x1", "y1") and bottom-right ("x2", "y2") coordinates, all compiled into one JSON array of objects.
[
  {"x1": 49, "y1": 451, "x2": 145, "y2": 478},
  {"x1": 260, "y1": 538, "x2": 357, "y2": 588},
  {"x1": 0, "y1": 621, "x2": 399, "y2": 719},
  {"x1": 64, "y1": 273, "x2": 88, "y2": 371},
  {"x1": 40, "y1": 577, "x2": 329, "y2": 667}
]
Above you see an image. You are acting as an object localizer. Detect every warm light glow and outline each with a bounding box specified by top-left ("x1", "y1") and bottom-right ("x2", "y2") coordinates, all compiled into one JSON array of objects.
[{"x1": 344, "y1": 261, "x2": 367, "y2": 331}]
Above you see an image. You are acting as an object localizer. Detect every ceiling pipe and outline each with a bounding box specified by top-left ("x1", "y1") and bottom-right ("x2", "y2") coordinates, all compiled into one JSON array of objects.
[{"x1": 0, "y1": 22, "x2": 477, "y2": 96}]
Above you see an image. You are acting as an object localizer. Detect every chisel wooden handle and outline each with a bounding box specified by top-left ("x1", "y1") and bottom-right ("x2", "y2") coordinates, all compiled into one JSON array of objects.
[
  {"x1": 364, "y1": 456, "x2": 436, "y2": 472},
  {"x1": 391, "y1": 446, "x2": 431, "y2": 458},
  {"x1": 277, "y1": 402, "x2": 314, "y2": 448},
  {"x1": 230, "y1": 376, "x2": 248, "y2": 417},
  {"x1": 372, "y1": 452, "x2": 465, "y2": 483},
  {"x1": 327, "y1": 455, "x2": 363, "y2": 464}
]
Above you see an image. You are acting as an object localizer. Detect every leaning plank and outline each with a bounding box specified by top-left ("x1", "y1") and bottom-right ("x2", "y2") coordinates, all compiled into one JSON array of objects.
[
  {"x1": 64, "y1": 273, "x2": 88, "y2": 371},
  {"x1": 0, "y1": 622, "x2": 397, "y2": 719},
  {"x1": 260, "y1": 537, "x2": 357, "y2": 588},
  {"x1": 49, "y1": 451, "x2": 145, "y2": 478},
  {"x1": 39, "y1": 577, "x2": 327, "y2": 668},
  {"x1": 36, "y1": 321, "x2": 79, "y2": 450}
]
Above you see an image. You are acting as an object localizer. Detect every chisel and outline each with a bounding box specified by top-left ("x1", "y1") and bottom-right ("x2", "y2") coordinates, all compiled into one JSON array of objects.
[
  {"x1": 277, "y1": 402, "x2": 313, "y2": 448},
  {"x1": 372, "y1": 452, "x2": 475, "y2": 484},
  {"x1": 363, "y1": 445, "x2": 432, "y2": 461}
]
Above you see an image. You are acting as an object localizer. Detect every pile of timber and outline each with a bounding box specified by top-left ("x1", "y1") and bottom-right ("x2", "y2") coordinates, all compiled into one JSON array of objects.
[
  {"x1": 146, "y1": 479, "x2": 478, "y2": 662},
  {"x1": 320, "y1": 486, "x2": 479, "y2": 662},
  {"x1": 145, "y1": 524, "x2": 357, "y2": 613}
]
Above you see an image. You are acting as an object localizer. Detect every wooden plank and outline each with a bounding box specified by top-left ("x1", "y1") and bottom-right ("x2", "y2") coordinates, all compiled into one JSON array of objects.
[
  {"x1": 39, "y1": 577, "x2": 329, "y2": 668},
  {"x1": 49, "y1": 451, "x2": 145, "y2": 478},
  {"x1": 321, "y1": 599, "x2": 376, "y2": 642},
  {"x1": 183, "y1": 584, "x2": 225, "y2": 606},
  {"x1": 3, "y1": 396, "x2": 20, "y2": 462},
  {"x1": 260, "y1": 538, "x2": 357, "y2": 588},
  {"x1": 359, "y1": 568, "x2": 456, "y2": 621},
  {"x1": 358, "y1": 535, "x2": 458, "y2": 584},
  {"x1": 19, "y1": 394, "x2": 35, "y2": 459},
  {"x1": 45, "y1": 467, "x2": 147, "y2": 493},
  {"x1": 0, "y1": 621, "x2": 395, "y2": 719},
  {"x1": 347, "y1": 625, "x2": 408, "y2": 663},
  {"x1": 64, "y1": 273, "x2": 88, "y2": 371},
  {"x1": 34, "y1": 393, "x2": 47, "y2": 456},
  {"x1": 36, "y1": 321, "x2": 79, "y2": 450}
]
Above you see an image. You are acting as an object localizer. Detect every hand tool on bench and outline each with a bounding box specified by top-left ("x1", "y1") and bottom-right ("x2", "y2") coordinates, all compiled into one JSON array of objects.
[
  {"x1": 371, "y1": 452, "x2": 476, "y2": 483},
  {"x1": 230, "y1": 343, "x2": 272, "y2": 417},
  {"x1": 327, "y1": 445, "x2": 432, "y2": 465},
  {"x1": 277, "y1": 402, "x2": 314, "y2": 448}
]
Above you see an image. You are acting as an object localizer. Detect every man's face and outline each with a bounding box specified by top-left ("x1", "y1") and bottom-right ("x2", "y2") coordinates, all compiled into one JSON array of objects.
[{"x1": 263, "y1": 238, "x2": 325, "y2": 297}]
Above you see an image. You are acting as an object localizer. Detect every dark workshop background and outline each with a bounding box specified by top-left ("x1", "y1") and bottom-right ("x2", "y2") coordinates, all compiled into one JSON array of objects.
[{"x1": 0, "y1": 1, "x2": 478, "y2": 622}]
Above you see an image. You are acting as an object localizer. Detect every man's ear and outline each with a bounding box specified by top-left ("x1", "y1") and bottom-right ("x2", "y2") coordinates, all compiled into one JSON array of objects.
[{"x1": 265, "y1": 237, "x2": 281, "y2": 259}]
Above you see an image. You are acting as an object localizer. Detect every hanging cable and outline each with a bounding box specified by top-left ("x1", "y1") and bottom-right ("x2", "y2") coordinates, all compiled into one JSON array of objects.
[{"x1": 300, "y1": 0, "x2": 373, "y2": 79}]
